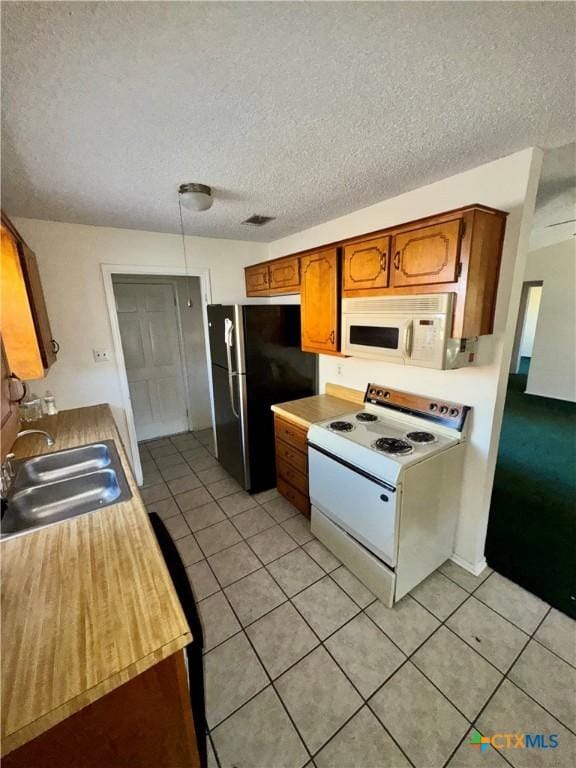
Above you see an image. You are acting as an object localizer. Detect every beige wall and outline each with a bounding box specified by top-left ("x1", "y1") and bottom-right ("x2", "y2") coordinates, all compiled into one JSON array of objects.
[
  {"x1": 268, "y1": 148, "x2": 543, "y2": 572},
  {"x1": 524, "y1": 239, "x2": 576, "y2": 401},
  {"x1": 15, "y1": 218, "x2": 268, "y2": 447}
]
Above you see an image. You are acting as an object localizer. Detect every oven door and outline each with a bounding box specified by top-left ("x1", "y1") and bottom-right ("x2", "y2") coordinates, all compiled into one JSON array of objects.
[
  {"x1": 308, "y1": 445, "x2": 400, "y2": 567},
  {"x1": 342, "y1": 313, "x2": 412, "y2": 362}
]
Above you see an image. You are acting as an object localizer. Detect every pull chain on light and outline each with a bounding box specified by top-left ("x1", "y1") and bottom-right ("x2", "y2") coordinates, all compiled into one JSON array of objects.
[{"x1": 178, "y1": 194, "x2": 193, "y2": 308}]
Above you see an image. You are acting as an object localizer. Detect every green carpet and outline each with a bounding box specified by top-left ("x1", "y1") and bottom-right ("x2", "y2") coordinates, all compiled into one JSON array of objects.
[
  {"x1": 485, "y1": 372, "x2": 576, "y2": 618},
  {"x1": 518, "y1": 355, "x2": 531, "y2": 375}
]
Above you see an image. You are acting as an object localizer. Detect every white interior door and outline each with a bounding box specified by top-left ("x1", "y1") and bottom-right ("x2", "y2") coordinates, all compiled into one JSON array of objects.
[{"x1": 114, "y1": 282, "x2": 189, "y2": 441}]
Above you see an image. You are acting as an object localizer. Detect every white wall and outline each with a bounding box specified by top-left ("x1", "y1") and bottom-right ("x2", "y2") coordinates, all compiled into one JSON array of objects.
[
  {"x1": 269, "y1": 149, "x2": 543, "y2": 571},
  {"x1": 519, "y1": 285, "x2": 542, "y2": 358},
  {"x1": 14, "y1": 218, "x2": 268, "y2": 448},
  {"x1": 524, "y1": 239, "x2": 576, "y2": 401}
]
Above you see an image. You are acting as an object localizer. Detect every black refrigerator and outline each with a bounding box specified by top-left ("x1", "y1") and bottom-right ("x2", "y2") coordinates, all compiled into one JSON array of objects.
[{"x1": 207, "y1": 305, "x2": 317, "y2": 493}]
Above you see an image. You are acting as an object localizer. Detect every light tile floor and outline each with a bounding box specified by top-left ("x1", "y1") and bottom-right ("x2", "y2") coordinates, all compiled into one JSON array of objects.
[{"x1": 140, "y1": 431, "x2": 576, "y2": 768}]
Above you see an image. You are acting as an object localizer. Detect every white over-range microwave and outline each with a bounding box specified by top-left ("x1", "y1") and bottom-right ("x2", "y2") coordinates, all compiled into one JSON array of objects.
[{"x1": 341, "y1": 293, "x2": 477, "y2": 369}]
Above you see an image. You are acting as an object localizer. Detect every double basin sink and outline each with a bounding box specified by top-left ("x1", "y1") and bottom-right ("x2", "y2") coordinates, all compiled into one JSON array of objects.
[{"x1": 1, "y1": 440, "x2": 132, "y2": 539}]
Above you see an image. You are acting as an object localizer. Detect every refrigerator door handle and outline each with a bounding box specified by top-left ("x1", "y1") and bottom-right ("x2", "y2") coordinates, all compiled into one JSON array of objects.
[{"x1": 224, "y1": 319, "x2": 240, "y2": 419}]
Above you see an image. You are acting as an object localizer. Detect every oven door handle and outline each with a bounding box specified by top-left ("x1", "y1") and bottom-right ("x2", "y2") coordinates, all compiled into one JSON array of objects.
[{"x1": 307, "y1": 442, "x2": 397, "y2": 492}]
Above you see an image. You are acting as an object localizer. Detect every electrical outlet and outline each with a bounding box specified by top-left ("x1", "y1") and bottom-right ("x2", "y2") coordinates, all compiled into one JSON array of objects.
[
  {"x1": 93, "y1": 348, "x2": 111, "y2": 363},
  {"x1": 336, "y1": 364, "x2": 343, "y2": 376}
]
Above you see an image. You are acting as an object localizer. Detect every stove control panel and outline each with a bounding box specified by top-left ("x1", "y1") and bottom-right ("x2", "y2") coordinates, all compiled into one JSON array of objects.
[{"x1": 364, "y1": 383, "x2": 470, "y2": 431}]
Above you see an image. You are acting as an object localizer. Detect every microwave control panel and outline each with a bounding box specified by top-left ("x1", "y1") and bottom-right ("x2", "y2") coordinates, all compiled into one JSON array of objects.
[{"x1": 409, "y1": 317, "x2": 447, "y2": 366}]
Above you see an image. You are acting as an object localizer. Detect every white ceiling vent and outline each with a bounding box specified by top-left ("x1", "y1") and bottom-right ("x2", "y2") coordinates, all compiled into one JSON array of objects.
[{"x1": 241, "y1": 214, "x2": 275, "y2": 227}]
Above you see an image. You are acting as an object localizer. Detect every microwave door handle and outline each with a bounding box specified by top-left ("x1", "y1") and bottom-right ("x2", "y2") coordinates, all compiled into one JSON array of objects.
[{"x1": 403, "y1": 321, "x2": 413, "y2": 357}]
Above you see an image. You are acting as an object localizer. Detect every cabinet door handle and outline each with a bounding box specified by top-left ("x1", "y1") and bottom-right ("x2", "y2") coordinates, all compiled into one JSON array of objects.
[
  {"x1": 380, "y1": 252, "x2": 387, "y2": 272},
  {"x1": 393, "y1": 251, "x2": 401, "y2": 270},
  {"x1": 263, "y1": 271, "x2": 268, "y2": 284},
  {"x1": 329, "y1": 330, "x2": 335, "y2": 345},
  {"x1": 51, "y1": 339, "x2": 60, "y2": 354}
]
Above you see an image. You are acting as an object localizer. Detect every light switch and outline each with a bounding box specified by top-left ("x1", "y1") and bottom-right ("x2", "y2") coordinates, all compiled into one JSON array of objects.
[{"x1": 93, "y1": 348, "x2": 111, "y2": 362}]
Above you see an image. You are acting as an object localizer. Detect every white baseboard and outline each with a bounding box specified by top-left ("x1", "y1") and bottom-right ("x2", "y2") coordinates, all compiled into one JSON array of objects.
[{"x1": 450, "y1": 553, "x2": 488, "y2": 577}]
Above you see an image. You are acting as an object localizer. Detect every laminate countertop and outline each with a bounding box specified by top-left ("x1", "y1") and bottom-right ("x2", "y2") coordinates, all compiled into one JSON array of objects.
[
  {"x1": 1, "y1": 405, "x2": 191, "y2": 756},
  {"x1": 271, "y1": 384, "x2": 365, "y2": 429}
]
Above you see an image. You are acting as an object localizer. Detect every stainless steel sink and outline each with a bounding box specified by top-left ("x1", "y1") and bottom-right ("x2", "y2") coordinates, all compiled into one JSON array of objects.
[
  {"x1": 12, "y1": 442, "x2": 113, "y2": 488},
  {"x1": 1, "y1": 440, "x2": 132, "y2": 538}
]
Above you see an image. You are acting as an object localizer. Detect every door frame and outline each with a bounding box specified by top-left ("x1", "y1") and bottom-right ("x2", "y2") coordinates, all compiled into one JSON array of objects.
[
  {"x1": 510, "y1": 280, "x2": 543, "y2": 375},
  {"x1": 112, "y1": 275, "x2": 195, "y2": 440},
  {"x1": 102, "y1": 264, "x2": 214, "y2": 486}
]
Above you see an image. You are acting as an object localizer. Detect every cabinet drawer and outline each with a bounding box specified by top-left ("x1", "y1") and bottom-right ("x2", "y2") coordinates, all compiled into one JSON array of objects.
[
  {"x1": 277, "y1": 477, "x2": 310, "y2": 517},
  {"x1": 277, "y1": 457, "x2": 308, "y2": 496},
  {"x1": 274, "y1": 417, "x2": 308, "y2": 452},
  {"x1": 276, "y1": 438, "x2": 307, "y2": 474}
]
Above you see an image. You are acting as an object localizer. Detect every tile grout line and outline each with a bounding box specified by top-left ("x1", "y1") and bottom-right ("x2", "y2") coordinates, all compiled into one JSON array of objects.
[
  {"x1": 141, "y1": 434, "x2": 571, "y2": 765},
  {"x1": 441, "y1": 605, "x2": 556, "y2": 768},
  {"x1": 205, "y1": 586, "x2": 316, "y2": 765}
]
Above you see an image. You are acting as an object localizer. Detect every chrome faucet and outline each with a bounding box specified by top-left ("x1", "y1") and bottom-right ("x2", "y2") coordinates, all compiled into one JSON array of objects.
[
  {"x1": 1, "y1": 430, "x2": 55, "y2": 497},
  {"x1": 14, "y1": 430, "x2": 55, "y2": 446}
]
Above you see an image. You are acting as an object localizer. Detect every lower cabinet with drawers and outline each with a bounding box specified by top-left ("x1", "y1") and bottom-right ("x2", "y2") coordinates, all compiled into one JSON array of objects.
[{"x1": 274, "y1": 415, "x2": 310, "y2": 517}]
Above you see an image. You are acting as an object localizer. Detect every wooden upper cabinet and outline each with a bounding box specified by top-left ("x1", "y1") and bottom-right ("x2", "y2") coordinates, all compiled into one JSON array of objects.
[
  {"x1": 343, "y1": 236, "x2": 390, "y2": 293},
  {"x1": 1, "y1": 337, "x2": 21, "y2": 461},
  {"x1": 245, "y1": 263, "x2": 270, "y2": 295},
  {"x1": 300, "y1": 248, "x2": 340, "y2": 354},
  {"x1": 242, "y1": 205, "x2": 507, "y2": 340},
  {"x1": 268, "y1": 255, "x2": 300, "y2": 293},
  {"x1": 245, "y1": 256, "x2": 301, "y2": 296},
  {"x1": 19, "y1": 243, "x2": 57, "y2": 369},
  {"x1": 0, "y1": 213, "x2": 58, "y2": 378},
  {"x1": 391, "y1": 219, "x2": 462, "y2": 287}
]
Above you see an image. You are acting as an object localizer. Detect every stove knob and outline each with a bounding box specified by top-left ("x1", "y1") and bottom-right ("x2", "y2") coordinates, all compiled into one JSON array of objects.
[
  {"x1": 377, "y1": 390, "x2": 384, "y2": 397},
  {"x1": 450, "y1": 408, "x2": 459, "y2": 417},
  {"x1": 440, "y1": 405, "x2": 448, "y2": 415},
  {"x1": 429, "y1": 403, "x2": 438, "y2": 411},
  {"x1": 383, "y1": 391, "x2": 390, "y2": 399},
  {"x1": 369, "y1": 388, "x2": 377, "y2": 396}
]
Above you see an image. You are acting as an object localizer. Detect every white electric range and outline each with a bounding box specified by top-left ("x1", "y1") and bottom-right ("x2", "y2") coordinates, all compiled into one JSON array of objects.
[{"x1": 308, "y1": 383, "x2": 471, "y2": 606}]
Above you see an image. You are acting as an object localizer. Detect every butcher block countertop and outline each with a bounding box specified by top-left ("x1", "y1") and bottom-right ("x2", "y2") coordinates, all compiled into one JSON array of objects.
[
  {"x1": 1, "y1": 405, "x2": 191, "y2": 756},
  {"x1": 271, "y1": 383, "x2": 364, "y2": 429}
]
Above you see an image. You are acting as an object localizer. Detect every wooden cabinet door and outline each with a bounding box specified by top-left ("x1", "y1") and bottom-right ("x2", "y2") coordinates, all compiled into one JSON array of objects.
[
  {"x1": 300, "y1": 248, "x2": 340, "y2": 353},
  {"x1": 245, "y1": 263, "x2": 270, "y2": 295},
  {"x1": 343, "y1": 236, "x2": 390, "y2": 292},
  {"x1": 1, "y1": 223, "x2": 45, "y2": 379},
  {"x1": 391, "y1": 219, "x2": 462, "y2": 287},
  {"x1": 268, "y1": 256, "x2": 300, "y2": 293},
  {"x1": 1, "y1": 337, "x2": 20, "y2": 461},
  {"x1": 19, "y1": 243, "x2": 57, "y2": 369}
]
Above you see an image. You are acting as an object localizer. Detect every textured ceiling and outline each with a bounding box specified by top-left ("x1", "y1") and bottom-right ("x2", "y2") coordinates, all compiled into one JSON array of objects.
[{"x1": 2, "y1": 1, "x2": 575, "y2": 242}]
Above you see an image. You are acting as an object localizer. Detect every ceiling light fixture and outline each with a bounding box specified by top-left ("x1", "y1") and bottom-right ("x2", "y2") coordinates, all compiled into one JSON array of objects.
[
  {"x1": 178, "y1": 183, "x2": 213, "y2": 308},
  {"x1": 178, "y1": 182, "x2": 213, "y2": 211}
]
